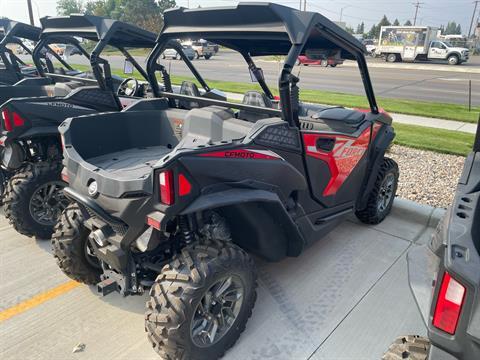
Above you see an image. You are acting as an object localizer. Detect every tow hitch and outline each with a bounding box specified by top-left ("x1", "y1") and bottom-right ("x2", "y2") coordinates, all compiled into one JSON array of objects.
[{"x1": 97, "y1": 278, "x2": 117, "y2": 296}]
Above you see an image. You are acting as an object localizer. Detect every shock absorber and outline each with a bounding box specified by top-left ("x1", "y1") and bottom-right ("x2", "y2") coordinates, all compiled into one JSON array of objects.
[{"x1": 178, "y1": 215, "x2": 194, "y2": 244}]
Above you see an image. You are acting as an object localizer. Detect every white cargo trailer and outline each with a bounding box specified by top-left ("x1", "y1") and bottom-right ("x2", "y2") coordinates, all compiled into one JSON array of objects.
[{"x1": 376, "y1": 26, "x2": 469, "y2": 65}]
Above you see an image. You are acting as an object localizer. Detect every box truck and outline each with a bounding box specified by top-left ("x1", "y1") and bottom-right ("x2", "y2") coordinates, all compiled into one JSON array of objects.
[{"x1": 376, "y1": 26, "x2": 469, "y2": 65}]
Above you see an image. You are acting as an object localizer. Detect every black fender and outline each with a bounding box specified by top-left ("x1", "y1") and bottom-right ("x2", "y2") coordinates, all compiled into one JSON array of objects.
[
  {"x1": 356, "y1": 124, "x2": 395, "y2": 210},
  {"x1": 180, "y1": 188, "x2": 306, "y2": 261}
]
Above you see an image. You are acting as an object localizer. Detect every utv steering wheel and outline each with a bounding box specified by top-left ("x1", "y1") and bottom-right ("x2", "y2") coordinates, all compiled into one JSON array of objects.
[{"x1": 117, "y1": 78, "x2": 139, "y2": 97}]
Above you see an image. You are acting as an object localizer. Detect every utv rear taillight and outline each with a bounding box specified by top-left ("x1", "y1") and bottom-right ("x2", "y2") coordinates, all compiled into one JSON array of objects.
[
  {"x1": 159, "y1": 170, "x2": 174, "y2": 205},
  {"x1": 433, "y1": 272, "x2": 466, "y2": 335},
  {"x1": 178, "y1": 174, "x2": 192, "y2": 196},
  {"x1": 2, "y1": 109, "x2": 12, "y2": 131},
  {"x1": 1, "y1": 108, "x2": 25, "y2": 132}
]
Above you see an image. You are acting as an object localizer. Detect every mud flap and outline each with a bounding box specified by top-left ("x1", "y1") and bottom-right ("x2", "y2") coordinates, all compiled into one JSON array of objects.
[{"x1": 407, "y1": 245, "x2": 440, "y2": 327}]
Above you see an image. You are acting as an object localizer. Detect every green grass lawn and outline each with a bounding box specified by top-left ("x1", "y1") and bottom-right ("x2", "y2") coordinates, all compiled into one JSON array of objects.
[{"x1": 393, "y1": 123, "x2": 475, "y2": 156}]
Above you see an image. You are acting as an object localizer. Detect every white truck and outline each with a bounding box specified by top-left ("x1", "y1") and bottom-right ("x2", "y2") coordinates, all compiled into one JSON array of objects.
[{"x1": 376, "y1": 26, "x2": 469, "y2": 65}]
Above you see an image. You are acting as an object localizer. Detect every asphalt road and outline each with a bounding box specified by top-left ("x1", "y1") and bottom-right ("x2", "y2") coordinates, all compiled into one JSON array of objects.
[{"x1": 51, "y1": 51, "x2": 480, "y2": 106}]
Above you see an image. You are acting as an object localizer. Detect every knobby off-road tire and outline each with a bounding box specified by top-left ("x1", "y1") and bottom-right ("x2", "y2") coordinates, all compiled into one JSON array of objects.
[
  {"x1": 356, "y1": 157, "x2": 399, "y2": 225},
  {"x1": 382, "y1": 335, "x2": 430, "y2": 360},
  {"x1": 3, "y1": 161, "x2": 67, "y2": 239},
  {"x1": 145, "y1": 239, "x2": 257, "y2": 360},
  {"x1": 51, "y1": 203, "x2": 101, "y2": 285}
]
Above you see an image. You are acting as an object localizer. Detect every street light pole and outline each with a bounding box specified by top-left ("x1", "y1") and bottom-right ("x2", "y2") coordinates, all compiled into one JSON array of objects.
[
  {"x1": 26, "y1": 0, "x2": 35, "y2": 26},
  {"x1": 412, "y1": 1, "x2": 424, "y2": 26},
  {"x1": 340, "y1": 6, "x2": 350, "y2": 22},
  {"x1": 468, "y1": 1, "x2": 479, "y2": 39}
]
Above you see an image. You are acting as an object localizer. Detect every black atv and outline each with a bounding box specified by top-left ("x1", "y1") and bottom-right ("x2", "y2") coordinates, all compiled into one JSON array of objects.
[
  {"x1": 0, "y1": 19, "x2": 42, "y2": 85},
  {"x1": 53, "y1": 3, "x2": 399, "y2": 359},
  {"x1": 384, "y1": 119, "x2": 480, "y2": 360},
  {"x1": 0, "y1": 18, "x2": 96, "y2": 106},
  {"x1": 0, "y1": 14, "x2": 160, "y2": 239}
]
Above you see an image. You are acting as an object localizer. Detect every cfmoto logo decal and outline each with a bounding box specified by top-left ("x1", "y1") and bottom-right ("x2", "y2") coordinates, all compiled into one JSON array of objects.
[{"x1": 88, "y1": 180, "x2": 98, "y2": 197}]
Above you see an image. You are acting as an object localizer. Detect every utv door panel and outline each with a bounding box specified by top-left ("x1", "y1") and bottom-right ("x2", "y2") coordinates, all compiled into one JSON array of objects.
[{"x1": 302, "y1": 125, "x2": 372, "y2": 205}]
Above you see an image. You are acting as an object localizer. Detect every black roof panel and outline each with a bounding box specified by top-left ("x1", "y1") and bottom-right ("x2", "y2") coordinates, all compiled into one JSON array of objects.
[
  {"x1": 160, "y1": 2, "x2": 366, "y2": 57},
  {"x1": 0, "y1": 19, "x2": 41, "y2": 42},
  {"x1": 40, "y1": 14, "x2": 156, "y2": 48}
]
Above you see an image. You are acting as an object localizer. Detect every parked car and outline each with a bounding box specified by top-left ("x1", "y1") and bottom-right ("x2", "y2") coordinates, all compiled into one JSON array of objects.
[
  {"x1": 191, "y1": 39, "x2": 215, "y2": 59},
  {"x1": 297, "y1": 55, "x2": 343, "y2": 67},
  {"x1": 48, "y1": 43, "x2": 65, "y2": 55},
  {"x1": 52, "y1": 4, "x2": 398, "y2": 360},
  {"x1": 162, "y1": 44, "x2": 195, "y2": 60},
  {"x1": 383, "y1": 118, "x2": 480, "y2": 360}
]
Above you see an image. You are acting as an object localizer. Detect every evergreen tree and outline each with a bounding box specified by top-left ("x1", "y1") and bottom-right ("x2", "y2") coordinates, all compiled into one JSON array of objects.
[
  {"x1": 393, "y1": 18, "x2": 400, "y2": 26},
  {"x1": 404, "y1": 20, "x2": 412, "y2": 26},
  {"x1": 356, "y1": 22, "x2": 365, "y2": 34},
  {"x1": 378, "y1": 15, "x2": 391, "y2": 27}
]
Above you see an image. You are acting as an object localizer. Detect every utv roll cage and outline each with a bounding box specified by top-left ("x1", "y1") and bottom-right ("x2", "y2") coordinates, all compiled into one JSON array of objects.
[
  {"x1": 35, "y1": 15, "x2": 158, "y2": 91},
  {"x1": 147, "y1": 2, "x2": 378, "y2": 127},
  {"x1": 0, "y1": 19, "x2": 43, "y2": 82}
]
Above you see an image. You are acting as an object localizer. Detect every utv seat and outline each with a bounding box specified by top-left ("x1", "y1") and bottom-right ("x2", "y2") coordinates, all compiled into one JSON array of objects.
[
  {"x1": 312, "y1": 107, "x2": 365, "y2": 125},
  {"x1": 178, "y1": 81, "x2": 201, "y2": 110},
  {"x1": 238, "y1": 91, "x2": 273, "y2": 122}
]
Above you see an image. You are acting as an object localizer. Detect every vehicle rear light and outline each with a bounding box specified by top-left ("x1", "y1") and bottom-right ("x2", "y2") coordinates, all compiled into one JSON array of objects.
[
  {"x1": 2, "y1": 109, "x2": 12, "y2": 131},
  {"x1": 433, "y1": 272, "x2": 466, "y2": 334},
  {"x1": 12, "y1": 112, "x2": 25, "y2": 126},
  {"x1": 178, "y1": 174, "x2": 192, "y2": 196},
  {"x1": 61, "y1": 171, "x2": 69, "y2": 183},
  {"x1": 147, "y1": 216, "x2": 161, "y2": 230},
  {"x1": 159, "y1": 170, "x2": 174, "y2": 205},
  {"x1": 1, "y1": 108, "x2": 25, "y2": 131}
]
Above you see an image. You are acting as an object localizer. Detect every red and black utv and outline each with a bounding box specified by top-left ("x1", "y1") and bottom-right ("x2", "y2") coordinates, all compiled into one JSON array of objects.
[
  {"x1": 53, "y1": 3, "x2": 399, "y2": 359},
  {"x1": 0, "y1": 14, "x2": 161, "y2": 239}
]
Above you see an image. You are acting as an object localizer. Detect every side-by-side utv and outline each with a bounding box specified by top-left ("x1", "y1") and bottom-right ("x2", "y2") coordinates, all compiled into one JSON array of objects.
[
  {"x1": 384, "y1": 119, "x2": 480, "y2": 360},
  {"x1": 0, "y1": 18, "x2": 94, "y2": 105},
  {"x1": 0, "y1": 19, "x2": 41, "y2": 85},
  {"x1": 0, "y1": 14, "x2": 160, "y2": 239},
  {"x1": 53, "y1": 3, "x2": 399, "y2": 359}
]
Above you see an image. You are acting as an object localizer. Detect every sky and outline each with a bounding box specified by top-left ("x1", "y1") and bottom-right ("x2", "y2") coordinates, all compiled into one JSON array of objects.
[{"x1": 0, "y1": 0, "x2": 478, "y2": 35}]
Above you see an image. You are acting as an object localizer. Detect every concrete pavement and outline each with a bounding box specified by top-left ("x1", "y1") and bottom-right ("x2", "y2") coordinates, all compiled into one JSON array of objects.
[{"x1": 0, "y1": 198, "x2": 445, "y2": 360}]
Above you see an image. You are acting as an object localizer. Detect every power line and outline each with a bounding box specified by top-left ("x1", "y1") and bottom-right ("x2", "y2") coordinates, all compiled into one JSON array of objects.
[{"x1": 412, "y1": 1, "x2": 424, "y2": 26}]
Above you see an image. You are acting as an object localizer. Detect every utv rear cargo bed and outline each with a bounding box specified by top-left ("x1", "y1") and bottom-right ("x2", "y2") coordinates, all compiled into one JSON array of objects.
[{"x1": 88, "y1": 146, "x2": 171, "y2": 180}]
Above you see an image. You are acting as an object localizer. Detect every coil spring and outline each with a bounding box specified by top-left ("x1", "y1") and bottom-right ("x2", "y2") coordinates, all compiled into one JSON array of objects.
[{"x1": 178, "y1": 215, "x2": 194, "y2": 244}]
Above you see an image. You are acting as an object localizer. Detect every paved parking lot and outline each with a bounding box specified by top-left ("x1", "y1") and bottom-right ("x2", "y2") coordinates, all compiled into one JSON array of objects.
[{"x1": 0, "y1": 199, "x2": 445, "y2": 360}]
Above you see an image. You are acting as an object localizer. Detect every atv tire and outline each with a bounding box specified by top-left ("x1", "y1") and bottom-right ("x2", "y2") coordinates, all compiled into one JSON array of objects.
[
  {"x1": 4, "y1": 161, "x2": 68, "y2": 239},
  {"x1": 145, "y1": 239, "x2": 257, "y2": 360},
  {"x1": 382, "y1": 335, "x2": 430, "y2": 360},
  {"x1": 356, "y1": 157, "x2": 399, "y2": 225},
  {"x1": 51, "y1": 203, "x2": 101, "y2": 285}
]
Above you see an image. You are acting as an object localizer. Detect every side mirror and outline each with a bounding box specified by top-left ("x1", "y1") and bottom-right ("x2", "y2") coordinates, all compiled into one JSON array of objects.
[{"x1": 123, "y1": 60, "x2": 134, "y2": 74}]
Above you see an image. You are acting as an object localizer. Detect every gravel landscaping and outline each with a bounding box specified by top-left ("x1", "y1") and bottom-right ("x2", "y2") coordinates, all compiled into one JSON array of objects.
[{"x1": 389, "y1": 145, "x2": 466, "y2": 209}]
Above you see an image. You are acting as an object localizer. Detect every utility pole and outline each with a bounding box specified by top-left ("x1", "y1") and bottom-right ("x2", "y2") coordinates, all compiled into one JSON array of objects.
[
  {"x1": 26, "y1": 0, "x2": 35, "y2": 26},
  {"x1": 412, "y1": 1, "x2": 423, "y2": 26},
  {"x1": 468, "y1": 1, "x2": 479, "y2": 39},
  {"x1": 303, "y1": 0, "x2": 306, "y2": 11}
]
